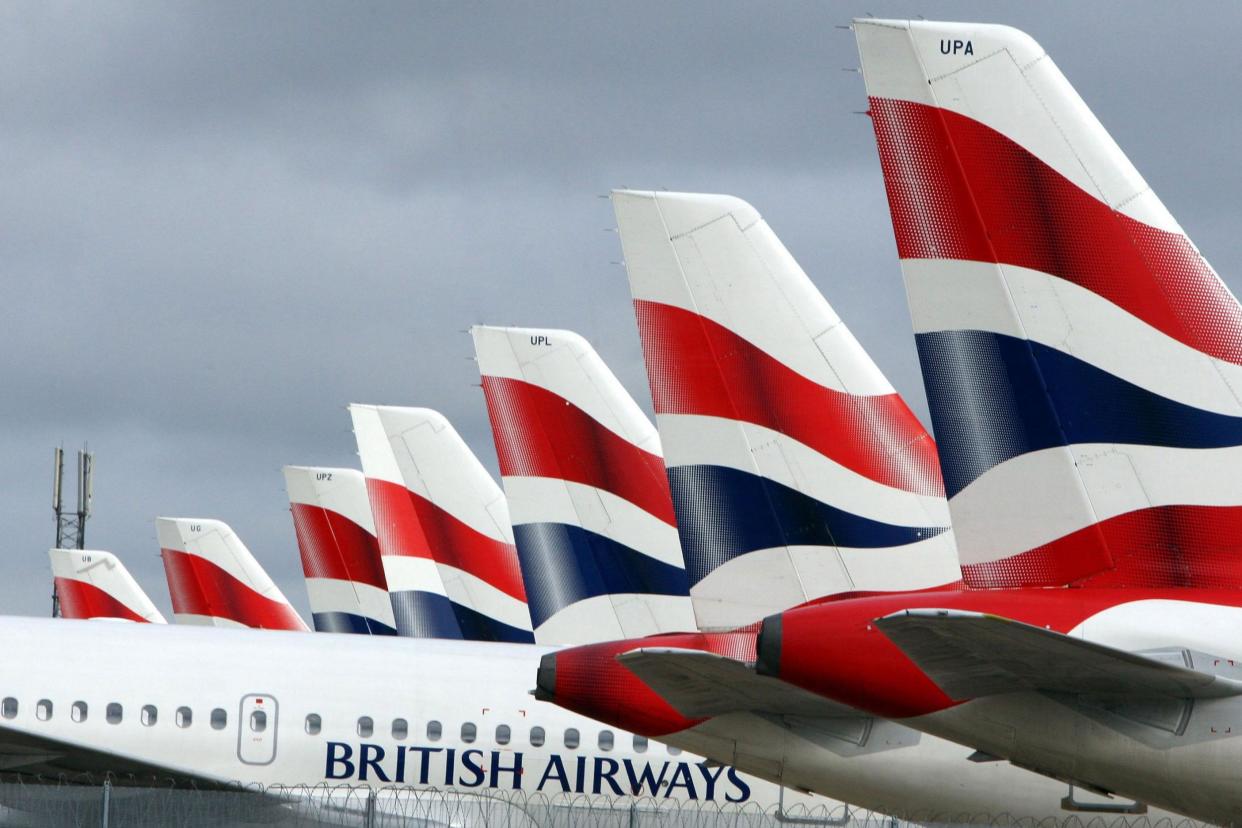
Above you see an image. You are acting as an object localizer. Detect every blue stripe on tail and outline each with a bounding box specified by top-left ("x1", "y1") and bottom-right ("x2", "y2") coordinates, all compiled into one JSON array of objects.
[
  {"x1": 667, "y1": 464, "x2": 947, "y2": 586},
  {"x1": 513, "y1": 522, "x2": 689, "y2": 629},
  {"x1": 387, "y1": 590, "x2": 464, "y2": 639},
  {"x1": 448, "y1": 602, "x2": 535, "y2": 644},
  {"x1": 917, "y1": 330, "x2": 1242, "y2": 497},
  {"x1": 311, "y1": 611, "x2": 398, "y2": 636}
]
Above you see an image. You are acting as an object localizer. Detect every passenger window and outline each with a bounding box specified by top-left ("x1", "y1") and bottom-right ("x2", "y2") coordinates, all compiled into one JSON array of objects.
[
  {"x1": 251, "y1": 710, "x2": 267, "y2": 733},
  {"x1": 176, "y1": 707, "x2": 192, "y2": 728},
  {"x1": 632, "y1": 734, "x2": 648, "y2": 753},
  {"x1": 210, "y1": 708, "x2": 227, "y2": 730},
  {"x1": 564, "y1": 728, "x2": 580, "y2": 749},
  {"x1": 529, "y1": 726, "x2": 545, "y2": 747},
  {"x1": 667, "y1": 744, "x2": 682, "y2": 756},
  {"x1": 141, "y1": 705, "x2": 157, "y2": 727},
  {"x1": 72, "y1": 701, "x2": 88, "y2": 723},
  {"x1": 392, "y1": 718, "x2": 408, "y2": 740},
  {"x1": 461, "y1": 722, "x2": 477, "y2": 743},
  {"x1": 1, "y1": 698, "x2": 16, "y2": 719},
  {"x1": 496, "y1": 724, "x2": 511, "y2": 745},
  {"x1": 357, "y1": 716, "x2": 373, "y2": 738},
  {"x1": 106, "y1": 703, "x2": 123, "y2": 725},
  {"x1": 426, "y1": 720, "x2": 442, "y2": 741},
  {"x1": 305, "y1": 714, "x2": 321, "y2": 735},
  {"x1": 598, "y1": 730, "x2": 614, "y2": 751},
  {"x1": 35, "y1": 700, "x2": 52, "y2": 722}
]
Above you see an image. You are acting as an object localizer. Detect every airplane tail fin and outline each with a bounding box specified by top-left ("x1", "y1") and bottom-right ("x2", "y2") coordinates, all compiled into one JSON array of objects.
[
  {"x1": 283, "y1": 466, "x2": 397, "y2": 635},
  {"x1": 350, "y1": 404, "x2": 533, "y2": 642},
  {"x1": 156, "y1": 517, "x2": 309, "y2": 631},
  {"x1": 613, "y1": 189, "x2": 959, "y2": 630},
  {"x1": 472, "y1": 325, "x2": 695, "y2": 645},
  {"x1": 855, "y1": 19, "x2": 1242, "y2": 588},
  {"x1": 50, "y1": 548, "x2": 167, "y2": 624}
]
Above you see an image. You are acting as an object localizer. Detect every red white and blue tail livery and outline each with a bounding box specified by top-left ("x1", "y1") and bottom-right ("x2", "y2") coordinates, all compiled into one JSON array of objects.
[
  {"x1": 157, "y1": 517, "x2": 309, "y2": 631},
  {"x1": 472, "y1": 324, "x2": 695, "y2": 645},
  {"x1": 613, "y1": 190, "x2": 960, "y2": 630},
  {"x1": 50, "y1": 548, "x2": 167, "y2": 624},
  {"x1": 857, "y1": 19, "x2": 1242, "y2": 589},
  {"x1": 350, "y1": 404, "x2": 533, "y2": 643},
  {"x1": 283, "y1": 466, "x2": 397, "y2": 636},
  {"x1": 351, "y1": 404, "x2": 462, "y2": 639}
]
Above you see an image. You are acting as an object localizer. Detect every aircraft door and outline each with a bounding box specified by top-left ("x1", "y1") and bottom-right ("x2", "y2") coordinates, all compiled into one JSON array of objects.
[{"x1": 237, "y1": 694, "x2": 279, "y2": 765}]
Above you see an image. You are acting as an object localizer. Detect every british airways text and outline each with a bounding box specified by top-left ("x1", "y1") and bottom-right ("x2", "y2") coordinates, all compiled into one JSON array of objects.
[{"x1": 325, "y1": 742, "x2": 752, "y2": 801}]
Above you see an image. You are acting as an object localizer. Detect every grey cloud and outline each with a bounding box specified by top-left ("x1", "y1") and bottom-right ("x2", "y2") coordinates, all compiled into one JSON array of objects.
[{"x1": 2, "y1": 1, "x2": 1241, "y2": 621}]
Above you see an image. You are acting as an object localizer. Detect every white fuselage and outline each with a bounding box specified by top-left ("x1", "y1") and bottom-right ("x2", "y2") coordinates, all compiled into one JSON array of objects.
[
  {"x1": 6, "y1": 618, "x2": 796, "y2": 809},
  {"x1": 12, "y1": 615, "x2": 1204, "y2": 824}
]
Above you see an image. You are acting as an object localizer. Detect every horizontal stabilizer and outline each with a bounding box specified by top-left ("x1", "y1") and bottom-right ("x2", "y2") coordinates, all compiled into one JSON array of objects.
[
  {"x1": 877, "y1": 610, "x2": 1242, "y2": 702},
  {"x1": 617, "y1": 647, "x2": 857, "y2": 719}
]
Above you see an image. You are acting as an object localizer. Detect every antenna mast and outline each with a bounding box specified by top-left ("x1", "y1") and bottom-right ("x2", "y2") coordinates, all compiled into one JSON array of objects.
[{"x1": 51, "y1": 445, "x2": 93, "y2": 617}]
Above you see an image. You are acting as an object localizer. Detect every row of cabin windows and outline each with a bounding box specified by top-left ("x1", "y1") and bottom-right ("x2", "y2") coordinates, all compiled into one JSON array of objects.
[
  {"x1": 305, "y1": 714, "x2": 677, "y2": 755},
  {"x1": 2, "y1": 698, "x2": 229, "y2": 730},
  {"x1": 3, "y1": 697, "x2": 679, "y2": 757}
]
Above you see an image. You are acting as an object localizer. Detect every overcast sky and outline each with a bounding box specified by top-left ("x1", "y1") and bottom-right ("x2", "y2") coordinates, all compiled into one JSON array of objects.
[{"x1": 3, "y1": 1, "x2": 1241, "y2": 621}]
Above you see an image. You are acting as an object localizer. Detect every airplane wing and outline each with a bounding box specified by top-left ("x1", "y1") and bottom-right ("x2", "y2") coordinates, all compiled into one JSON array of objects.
[
  {"x1": 0, "y1": 726, "x2": 402, "y2": 827},
  {"x1": 876, "y1": 609, "x2": 1242, "y2": 701},
  {"x1": 617, "y1": 647, "x2": 860, "y2": 718},
  {"x1": 0, "y1": 723, "x2": 238, "y2": 788}
]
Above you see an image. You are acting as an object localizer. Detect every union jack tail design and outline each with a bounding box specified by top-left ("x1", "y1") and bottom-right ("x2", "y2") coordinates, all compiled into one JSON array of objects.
[
  {"x1": 350, "y1": 404, "x2": 534, "y2": 642},
  {"x1": 613, "y1": 190, "x2": 959, "y2": 630},
  {"x1": 856, "y1": 19, "x2": 1242, "y2": 589},
  {"x1": 472, "y1": 324, "x2": 696, "y2": 645},
  {"x1": 50, "y1": 548, "x2": 167, "y2": 624},
  {"x1": 283, "y1": 466, "x2": 397, "y2": 635},
  {"x1": 157, "y1": 517, "x2": 309, "y2": 631}
]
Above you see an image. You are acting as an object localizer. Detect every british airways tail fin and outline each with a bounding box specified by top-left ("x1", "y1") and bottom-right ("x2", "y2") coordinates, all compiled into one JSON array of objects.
[
  {"x1": 855, "y1": 19, "x2": 1242, "y2": 589},
  {"x1": 156, "y1": 517, "x2": 309, "y2": 631},
  {"x1": 351, "y1": 404, "x2": 463, "y2": 639},
  {"x1": 50, "y1": 548, "x2": 167, "y2": 624},
  {"x1": 472, "y1": 324, "x2": 695, "y2": 645},
  {"x1": 613, "y1": 189, "x2": 959, "y2": 630},
  {"x1": 283, "y1": 466, "x2": 397, "y2": 635},
  {"x1": 350, "y1": 404, "x2": 533, "y2": 642}
]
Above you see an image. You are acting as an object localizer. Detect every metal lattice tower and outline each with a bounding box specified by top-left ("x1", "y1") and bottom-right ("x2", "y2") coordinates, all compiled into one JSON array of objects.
[{"x1": 51, "y1": 446, "x2": 93, "y2": 618}]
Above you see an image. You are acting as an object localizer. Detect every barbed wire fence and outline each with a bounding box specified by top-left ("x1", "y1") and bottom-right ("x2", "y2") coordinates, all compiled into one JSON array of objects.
[{"x1": 0, "y1": 777, "x2": 1209, "y2": 828}]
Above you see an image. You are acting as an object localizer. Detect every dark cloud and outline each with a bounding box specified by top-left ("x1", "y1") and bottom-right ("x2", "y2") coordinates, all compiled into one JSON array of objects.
[{"x1": 2, "y1": 1, "x2": 1240, "y2": 619}]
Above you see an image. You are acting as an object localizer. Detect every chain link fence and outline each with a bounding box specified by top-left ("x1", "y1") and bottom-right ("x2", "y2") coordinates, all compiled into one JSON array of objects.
[{"x1": 0, "y1": 777, "x2": 1208, "y2": 828}]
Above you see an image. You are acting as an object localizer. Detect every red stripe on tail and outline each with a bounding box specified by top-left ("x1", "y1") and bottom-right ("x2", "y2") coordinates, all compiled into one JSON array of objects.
[
  {"x1": 481, "y1": 375, "x2": 676, "y2": 525},
  {"x1": 55, "y1": 577, "x2": 148, "y2": 623},
  {"x1": 365, "y1": 478, "x2": 527, "y2": 602},
  {"x1": 870, "y1": 97, "x2": 1242, "y2": 365},
  {"x1": 289, "y1": 503, "x2": 388, "y2": 590},
  {"x1": 161, "y1": 549, "x2": 307, "y2": 631},
  {"x1": 634, "y1": 299, "x2": 943, "y2": 497},
  {"x1": 963, "y1": 504, "x2": 1242, "y2": 590}
]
